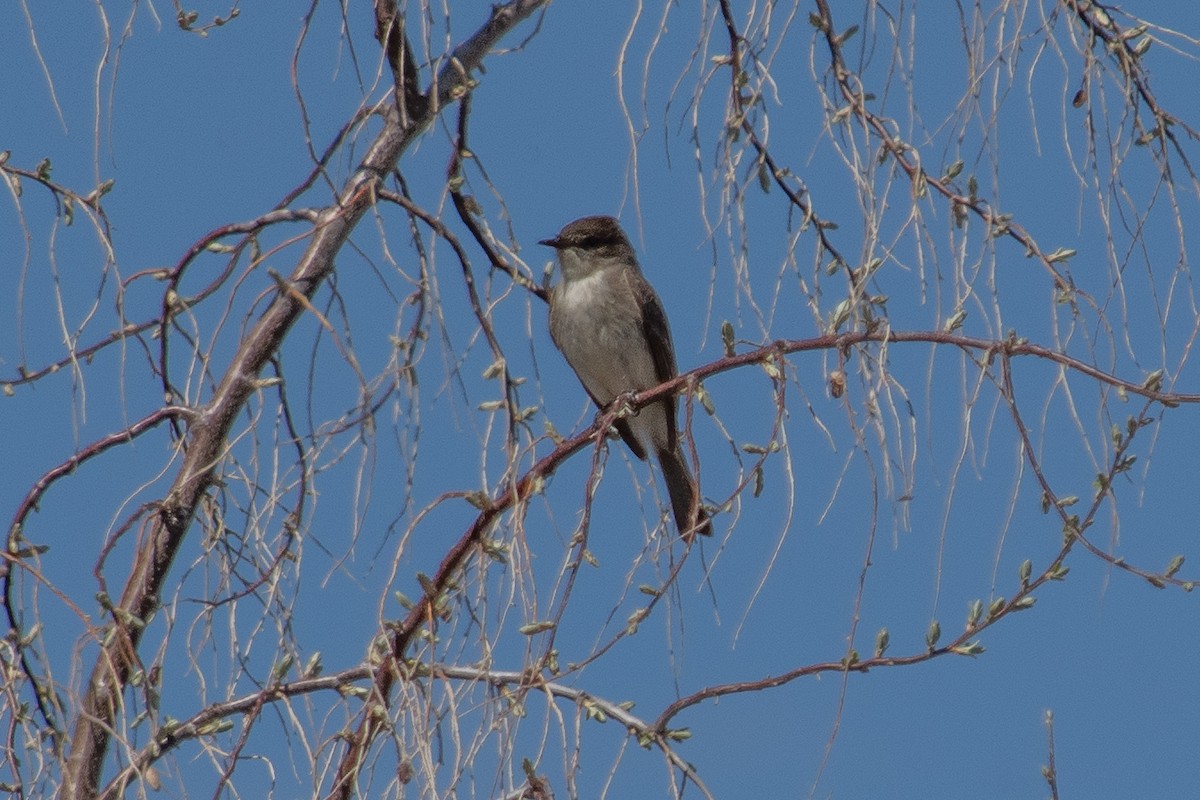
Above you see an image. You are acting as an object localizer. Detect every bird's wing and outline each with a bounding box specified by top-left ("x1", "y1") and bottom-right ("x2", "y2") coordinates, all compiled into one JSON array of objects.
[
  {"x1": 634, "y1": 277, "x2": 680, "y2": 454},
  {"x1": 578, "y1": 381, "x2": 646, "y2": 460}
]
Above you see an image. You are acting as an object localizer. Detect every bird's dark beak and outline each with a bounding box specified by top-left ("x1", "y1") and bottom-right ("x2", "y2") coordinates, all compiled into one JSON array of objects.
[{"x1": 538, "y1": 236, "x2": 561, "y2": 248}]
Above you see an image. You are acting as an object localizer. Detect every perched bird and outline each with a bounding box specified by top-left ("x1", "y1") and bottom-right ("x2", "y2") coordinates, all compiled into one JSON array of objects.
[{"x1": 541, "y1": 215, "x2": 711, "y2": 539}]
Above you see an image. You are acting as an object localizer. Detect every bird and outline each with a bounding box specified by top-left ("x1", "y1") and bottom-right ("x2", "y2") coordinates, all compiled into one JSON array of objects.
[{"x1": 540, "y1": 215, "x2": 711, "y2": 539}]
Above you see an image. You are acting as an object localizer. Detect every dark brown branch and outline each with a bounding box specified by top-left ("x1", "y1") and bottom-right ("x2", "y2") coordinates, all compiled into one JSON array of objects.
[{"x1": 375, "y1": 0, "x2": 427, "y2": 125}]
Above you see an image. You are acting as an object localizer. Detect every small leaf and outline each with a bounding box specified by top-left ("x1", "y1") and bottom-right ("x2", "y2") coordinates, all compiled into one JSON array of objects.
[
  {"x1": 827, "y1": 298, "x2": 852, "y2": 333},
  {"x1": 943, "y1": 309, "x2": 967, "y2": 332},
  {"x1": 519, "y1": 620, "x2": 555, "y2": 635},
  {"x1": 90, "y1": 177, "x2": 116, "y2": 202},
  {"x1": 988, "y1": 597, "x2": 1006, "y2": 619},
  {"x1": 665, "y1": 728, "x2": 692, "y2": 742},
  {"x1": 925, "y1": 619, "x2": 941, "y2": 650},
  {"x1": 874, "y1": 627, "x2": 889, "y2": 657},
  {"x1": 1121, "y1": 24, "x2": 1149, "y2": 40},
  {"x1": 303, "y1": 652, "x2": 323, "y2": 678},
  {"x1": 464, "y1": 490, "x2": 492, "y2": 510},
  {"x1": 697, "y1": 383, "x2": 715, "y2": 415},
  {"x1": 582, "y1": 698, "x2": 607, "y2": 723},
  {"x1": 1045, "y1": 247, "x2": 1077, "y2": 264},
  {"x1": 1113, "y1": 455, "x2": 1136, "y2": 474},
  {"x1": 912, "y1": 170, "x2": 927, "y2": 199},
  {"x1": 721, "y1": 320, "x2": 736, "y2": 357},
  {"x1": 197, "y1": 719, "x2": 234, "y2": 736},
  {"x1": 1063, "y1": 515, "x2": 1081, "y2": 539},
  {"x1": 967, "y1": 599, "x2": 983, "y2": 629},
  {"x1": 271, "y1": 654, "x2": 294, "y2": 682}
]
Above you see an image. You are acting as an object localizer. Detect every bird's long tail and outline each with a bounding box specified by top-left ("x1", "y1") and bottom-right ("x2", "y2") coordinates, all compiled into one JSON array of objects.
[{"x1": 657, "y1": 446, "x2": 712, "y2": 540}]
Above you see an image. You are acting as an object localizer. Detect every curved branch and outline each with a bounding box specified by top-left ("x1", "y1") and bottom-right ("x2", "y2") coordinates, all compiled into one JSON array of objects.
[
  {"x1": 101, "y1": 661, "x2": 711, "y2": 800},
  {"x1": 3, "y1": 405, "x2": 192, "y2": 732}
]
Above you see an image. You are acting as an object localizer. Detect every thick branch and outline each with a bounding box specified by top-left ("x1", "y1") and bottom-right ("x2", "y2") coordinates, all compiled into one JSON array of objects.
[{"x1": 60, "y1": 3, "x2": 547, "y2": 797}]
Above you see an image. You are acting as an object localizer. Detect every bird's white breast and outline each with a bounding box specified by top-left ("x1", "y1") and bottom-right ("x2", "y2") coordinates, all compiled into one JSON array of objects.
[{"x1": 555, "y1": 268, "x2": 610, "y2": 312}]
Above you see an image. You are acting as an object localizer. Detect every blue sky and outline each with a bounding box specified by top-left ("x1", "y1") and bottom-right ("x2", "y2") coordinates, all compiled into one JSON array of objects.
[{"x1": 3, "y1": 2, "x2": 1200, "y2": 798}]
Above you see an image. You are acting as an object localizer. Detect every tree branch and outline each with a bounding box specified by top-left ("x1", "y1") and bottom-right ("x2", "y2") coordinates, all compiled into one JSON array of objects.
[{"x1": 60, "y1": 2, "x2": 549, "y2": 797}]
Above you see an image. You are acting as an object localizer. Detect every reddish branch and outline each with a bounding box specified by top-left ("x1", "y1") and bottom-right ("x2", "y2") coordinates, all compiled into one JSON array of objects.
[
  {"x1": 653, "y1": 339, "x2": 1177, "y2": 733},
  {"x1": 335, "y1": 328, "x2": 1193, "y2": 791},
  {"x1": 81, "y1": 328, "x2": 1192, "y2": 793}
]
